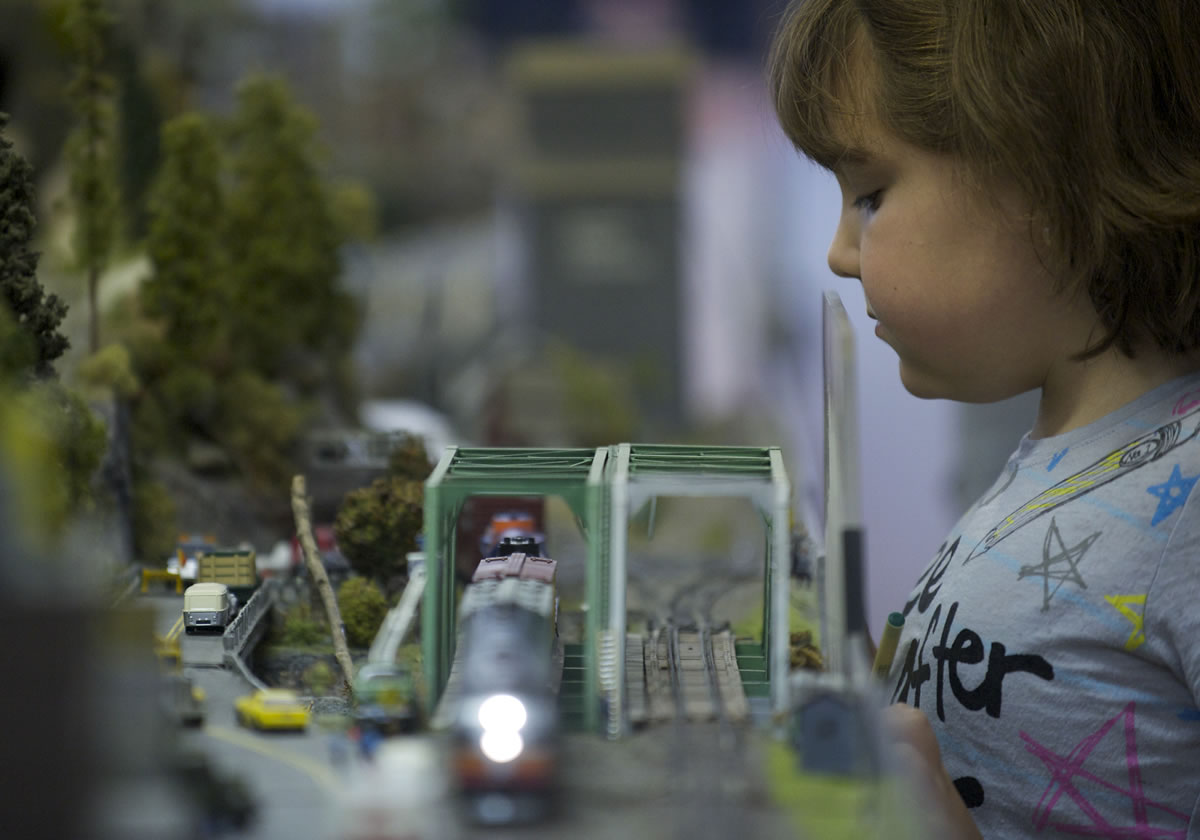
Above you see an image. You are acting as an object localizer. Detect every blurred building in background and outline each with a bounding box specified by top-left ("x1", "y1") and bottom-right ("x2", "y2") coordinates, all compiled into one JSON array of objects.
[{"x1": 503, "y1": 42, "x2": 691, "y2": 430}]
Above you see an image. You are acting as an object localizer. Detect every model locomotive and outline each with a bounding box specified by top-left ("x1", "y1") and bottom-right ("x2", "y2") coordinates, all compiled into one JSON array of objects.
[{"x1": 448, "y1": 535, "x2": 561, "y2": 824}]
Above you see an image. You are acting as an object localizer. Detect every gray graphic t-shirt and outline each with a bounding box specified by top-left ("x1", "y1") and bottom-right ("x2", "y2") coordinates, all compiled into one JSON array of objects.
[{"x1": 888, "y1": 373, "x2": 1200, "y2": 838}]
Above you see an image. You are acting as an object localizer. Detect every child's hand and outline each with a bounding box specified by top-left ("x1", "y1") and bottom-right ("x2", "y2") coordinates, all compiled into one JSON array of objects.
[{"x1": 884, "y1": 703, "x2": 984, "y2": 840}]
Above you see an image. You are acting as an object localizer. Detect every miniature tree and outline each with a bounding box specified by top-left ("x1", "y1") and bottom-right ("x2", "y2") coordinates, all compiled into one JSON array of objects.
[
  {"x1": 21, "y1": 381, "x2": 107, "y2": 523},
  {"x1": 0, "y1": 312, "x2": 106, "y2": 544},
  {"x1": 0, "y1": 114, "x2": 69, "y2": 379},
  {"x1": 130, "y1": 473, "x2": 176, "y2": 565},
  {"x1": 214, "y1": 369, "x2": 305, "y2": 493},
  {"x1": 0, "y1": 116, "x2": 104, "y2": 546},
  {"x1": 386, "y1": 433, "x2": 434, "y2": 482},
  {"x1": 143, "y1": 113, "x2": 228, "y2": 363},
  {"x1": 63, "y1": 0, "x2": 121, "y2": 354},
  {"x1": 334, "y1": 473, "x2": 424, "y2": 590},
  {"x1": 224, "y1": 75, "x2": 358, "y2": 386},
  {"x1": 136, "y1": 108, "x2": 305, "y2": 491},
  {"x1": 334, "y1": 435, "x2": 430, "y2": 587},
  {"x1": 0, "y1": 300, "x2": 37, "y2": 380}
]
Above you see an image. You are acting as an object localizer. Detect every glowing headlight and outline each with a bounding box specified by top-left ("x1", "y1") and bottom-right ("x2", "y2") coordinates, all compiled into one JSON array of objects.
[
  {"x1": 479, "y1": 730, "x2": 524, "y2": 763},
  {"x1": 477, "y1": 694, "x2": 527, "y2": 732}
]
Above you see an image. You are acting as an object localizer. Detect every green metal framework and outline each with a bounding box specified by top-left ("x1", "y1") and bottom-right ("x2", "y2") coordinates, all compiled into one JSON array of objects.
[
  {"x1": 604, "y1": 443, "x2": 791, "y2": 736},
  {"x1": 421, "y1": 446, "x2": 611, "y2": 731},
  {"x1": 421, "y1": 443, "x2": 791, "y2": 737}
]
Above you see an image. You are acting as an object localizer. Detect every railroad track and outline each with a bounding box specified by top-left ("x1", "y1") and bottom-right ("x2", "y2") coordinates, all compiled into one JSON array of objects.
[
  {"x1": 644, "y1": 622, "x2": 748, "y2": 725},
  {"x1": 670, "y1": 624, "x2": 718, "y2": 722},
  {"x1": 663, "y1": 619, "x2": 751, "y2": 840}
]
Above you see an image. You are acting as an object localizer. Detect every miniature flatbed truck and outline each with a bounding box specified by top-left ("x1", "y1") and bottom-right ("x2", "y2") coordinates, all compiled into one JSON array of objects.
[{"x1": 196, "y1": 549, "x2": 259, "y2": 605}]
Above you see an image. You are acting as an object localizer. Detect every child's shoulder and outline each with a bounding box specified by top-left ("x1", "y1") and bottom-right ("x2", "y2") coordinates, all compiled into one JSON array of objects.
[
  {"x1": 1026, "y1": 372, "x2": 1200, "y2": 477},
  {"x1": 959, "y1": 376, "x2": 1200, "y2": 573}
]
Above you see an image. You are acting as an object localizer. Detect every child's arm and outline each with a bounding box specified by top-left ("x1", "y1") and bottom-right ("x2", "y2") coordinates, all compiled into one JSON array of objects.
[{"x1": 884, "y1": 704, "x2": 984, "y2": 840}]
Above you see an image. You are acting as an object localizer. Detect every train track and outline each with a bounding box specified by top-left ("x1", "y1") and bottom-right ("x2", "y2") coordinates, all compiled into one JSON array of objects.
[
  {"x1": 668, "y1": 624, "x2": 733, "y2": 722},
  {"x1": 658, "y1": 620, "x2": 749, "y2": 726},
  {"x1": 659, "y1": 619, "x2": 750, "y2": 840}
]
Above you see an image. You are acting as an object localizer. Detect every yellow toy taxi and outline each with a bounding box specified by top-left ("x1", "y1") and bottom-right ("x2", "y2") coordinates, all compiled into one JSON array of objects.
[{"x1": 234, "y1": 689, "x2": 310, "y2": 732}]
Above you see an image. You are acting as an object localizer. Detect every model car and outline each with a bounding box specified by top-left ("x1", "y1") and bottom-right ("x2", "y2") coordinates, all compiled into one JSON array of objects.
[
  {"x1": 183, "y1": 582, "x2": 238, "y2": 634},
  {"x1": 234, "y1": 689, "x2": 310, "y2": 731}
]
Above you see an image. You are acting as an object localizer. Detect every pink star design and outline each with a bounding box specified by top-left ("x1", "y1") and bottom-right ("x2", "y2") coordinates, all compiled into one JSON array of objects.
[{"x1": 1020, "y1": 702, "x2": 1189, "y2": 838}]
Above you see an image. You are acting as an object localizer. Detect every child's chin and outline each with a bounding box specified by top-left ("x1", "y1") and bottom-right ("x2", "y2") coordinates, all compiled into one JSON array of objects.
[{"x1": 896, "y1": 362, "x2": 958, "y2": 401}]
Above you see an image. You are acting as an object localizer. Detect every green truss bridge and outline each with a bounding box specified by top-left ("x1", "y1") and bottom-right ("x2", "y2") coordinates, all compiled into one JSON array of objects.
[{"x1": 421, "y1": 443, "x2": 793, "y2": 738}]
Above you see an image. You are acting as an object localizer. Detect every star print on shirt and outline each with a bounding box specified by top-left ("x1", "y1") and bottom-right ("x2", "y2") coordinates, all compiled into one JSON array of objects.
[
  {"x1": 1021, "y1": 702, "x2": 1190, "y2": 838},
  {"x1": 1146, "y1": 464, "x2": 1198, "y2": 526},
  {"x1": 1017, "y1": 517, "x2": 1097, "y2": 611},
  {"x1": 1104, "y1": 594, "x2": 1147, "y2": 651}
]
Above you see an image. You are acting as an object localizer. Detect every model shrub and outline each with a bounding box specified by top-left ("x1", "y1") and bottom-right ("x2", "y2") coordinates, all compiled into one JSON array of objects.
[
  {"x1": 304, "y1": 660, "x2": 334, "y2": 695},
  {"x1": 337, "y1": 576, "x2": 387, "y2": 648},
  {"x1": 277, "y1": 602, "x2": 326, "y2": 647},
  {"x1": 334, "y1": 477, "x2": 422, "y2": 587}
]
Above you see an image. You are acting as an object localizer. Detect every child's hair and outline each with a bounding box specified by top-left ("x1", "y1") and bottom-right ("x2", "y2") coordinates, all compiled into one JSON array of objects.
[{"x1": 768, "y1": 0, "x2": 1200, "y2": 359}]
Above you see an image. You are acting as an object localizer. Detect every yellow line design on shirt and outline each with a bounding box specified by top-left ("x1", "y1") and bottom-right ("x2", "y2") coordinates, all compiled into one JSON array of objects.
[
  {"x1": 967, "y1": 406, "x2": 1200, "y2": 562},
  {"x1": 1104, "y1": 594, "x2": 1148, "y2": 651}
]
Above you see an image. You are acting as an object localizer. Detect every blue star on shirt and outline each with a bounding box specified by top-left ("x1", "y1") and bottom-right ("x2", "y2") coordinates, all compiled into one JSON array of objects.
[{"x1": 1146, "y1": 464, "x2": 1199, "y2": 526}]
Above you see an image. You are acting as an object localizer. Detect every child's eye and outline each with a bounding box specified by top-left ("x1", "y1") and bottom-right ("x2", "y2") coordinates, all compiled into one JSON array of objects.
[{"x1": 853, "y1": 190, "x2": 883, "y2": 213}]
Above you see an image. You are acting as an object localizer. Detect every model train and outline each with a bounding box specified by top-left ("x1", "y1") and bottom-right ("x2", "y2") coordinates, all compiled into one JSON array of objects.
[{"x1": 448, "y1": 535, "x2": 561, "y2": 824}]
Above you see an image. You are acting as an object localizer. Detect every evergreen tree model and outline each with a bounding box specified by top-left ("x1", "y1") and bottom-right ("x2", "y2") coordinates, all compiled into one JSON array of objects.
[
  {"x1": 144, "y1": 113, "x2": 228, "y2": 363},
  {"x1": 0, "y1": 113, "x2": 69, "y2": 379},
  {"x1": 224, "y1": 75, "x2": 358, "y2": 384},
  {"x1": 64, "y1": 0, "x2": 120, "y2": 354}
]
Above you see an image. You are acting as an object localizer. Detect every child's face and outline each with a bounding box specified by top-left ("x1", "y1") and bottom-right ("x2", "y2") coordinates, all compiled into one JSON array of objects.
[{"x1": 824, "y1": 112, "x2": 1098, "y2": 404}]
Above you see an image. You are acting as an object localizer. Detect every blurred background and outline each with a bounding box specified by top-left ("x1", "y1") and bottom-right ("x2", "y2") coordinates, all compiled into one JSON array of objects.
[{"x1": 0, "y1": 0, "x2": 1036, "y2": 688}]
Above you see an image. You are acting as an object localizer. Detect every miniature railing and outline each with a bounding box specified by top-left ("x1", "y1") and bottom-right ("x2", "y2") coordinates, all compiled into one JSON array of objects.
[
  {"x1": 223, "y1": 579, "x2": 277, "y2": 657},
  {"x1": 140, "y1": 567, "x2": 183, "y2": 594}
]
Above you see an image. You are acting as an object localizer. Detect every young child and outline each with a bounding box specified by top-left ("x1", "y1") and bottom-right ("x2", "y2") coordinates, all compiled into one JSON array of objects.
[{"x1": 768, "y1": 1, "x2": 1200, "y2": 837}]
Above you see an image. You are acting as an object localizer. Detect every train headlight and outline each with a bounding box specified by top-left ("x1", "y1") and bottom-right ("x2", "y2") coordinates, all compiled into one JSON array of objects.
[
  {"x1": 479, "y1": 730, "x2": 524, "y2": 764},
  {"x1": 477, "y1": 694, "x2": 527, "y2": 732}
]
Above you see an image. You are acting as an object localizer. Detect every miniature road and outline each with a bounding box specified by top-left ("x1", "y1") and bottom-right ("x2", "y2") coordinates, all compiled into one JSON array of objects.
[
  {"x1": 132, "y1": 497, "x2": 809, "y2": 839},
  {"x1": 143, "y1": 591, "x2": 229, "y2": 666},
  {"x1": 142, "y1": 593, "x2": 340, "y2": 840},
  {"x1": 145, "y1": 592, "x2": 186, "y2": 636}
]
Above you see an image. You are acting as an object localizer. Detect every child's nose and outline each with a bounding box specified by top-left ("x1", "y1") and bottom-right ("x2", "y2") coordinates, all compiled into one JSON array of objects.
[{"x1": 827, "y1": 224, "x2": 860, "y2": 279}]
